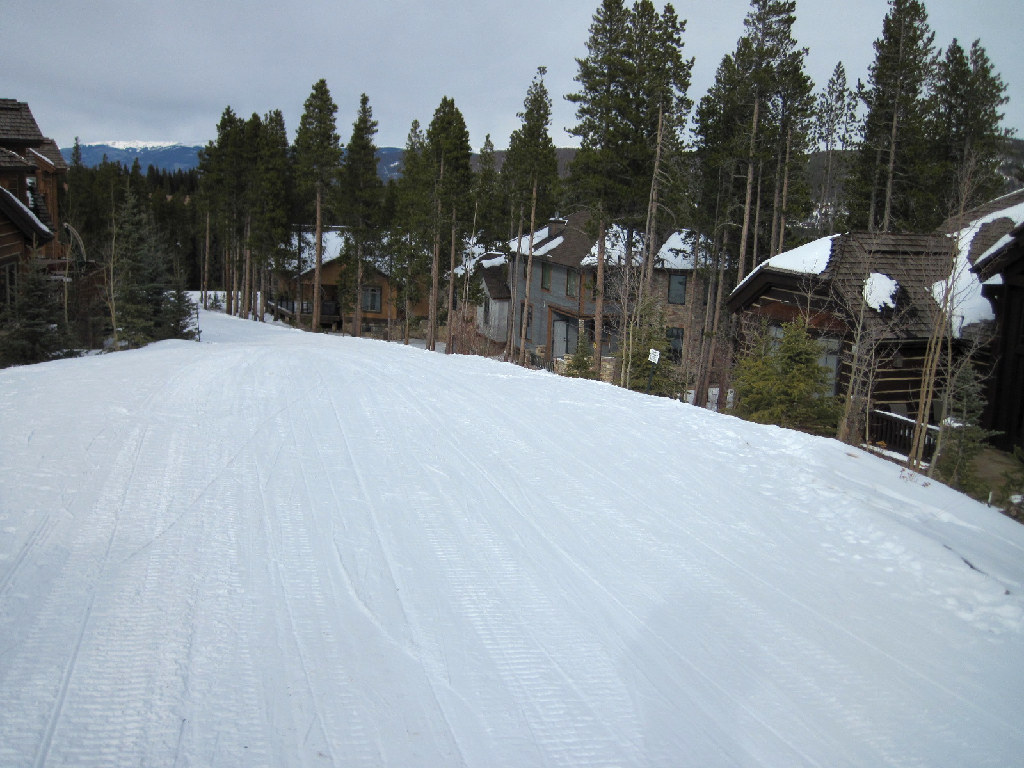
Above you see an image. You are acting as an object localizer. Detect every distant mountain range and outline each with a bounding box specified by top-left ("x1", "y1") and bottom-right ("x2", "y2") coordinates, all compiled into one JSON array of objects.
[{"x1": 60, "y1": 143, "x2": 204, "y2": 173}]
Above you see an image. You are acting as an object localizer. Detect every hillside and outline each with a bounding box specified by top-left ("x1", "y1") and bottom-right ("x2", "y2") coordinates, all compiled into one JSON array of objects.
[{"x1": 1, "y1": 308, "x2": 1022, "y2": 767}]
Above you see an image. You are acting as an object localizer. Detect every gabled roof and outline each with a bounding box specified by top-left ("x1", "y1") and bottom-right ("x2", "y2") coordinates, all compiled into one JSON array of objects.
[
  {"x1": 0, "y1": 146, "x2": 34, "y2": 170},
  {"x1": 29, "y1": 140, "x2": 68, "y2": 172},
  {"x1": 729, "y1": 232, "x2": 958, "y2": 338},
  {"x1": 509, "y1": 211, "x2": 595, "y2": 268},
  {"x1": 479, "y1": 264, "x2": 511, "y2": 301},
  {"x1": 0, "y1": 99, "x2": 45, "y2": 146},
  {"x1": 0, "y1": 184, "x2": 54, "y2": 244}
]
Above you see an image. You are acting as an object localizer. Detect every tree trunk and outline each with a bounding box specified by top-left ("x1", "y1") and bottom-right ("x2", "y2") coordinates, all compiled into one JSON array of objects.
[
  {"x1": 881, "y1": 104, "x2": 900, "y2": 233},
  {"x1": 505, "y1": 209, "x2": 525, "y2": 362},
  {"x1": 241, "y1": 216, "x2": 252, "y2": 320},
  {"x1": 737, "y1": 98, "x2": 760, "y2": 283},
  {"x1": 312, "y1": 185, "x2": 323, "y2": 330},
  {"x1": 518, "y1": 178, "x2": 540, "y2": 366},
  {"x1": 643, "y1": 105, "x2": 664, "y2": 295},
  {"x1": 354, "y1": 241, "x2": 364, "y2": 337},
  {"x1": 446, "y1": 205, "x2": 457, "y2": 354},
  {"x1": 752, "y1": 161, "x2": 764, "y2": 267},
  {"x1": 592, "y1": 215, "x2": 606, "y2": 377},
  {"x1": 202, "y1": 210, "x2": 210, "y2": 310},
  {"x1": 776, "y1": 127, "x2": 793, "y2": 256}
]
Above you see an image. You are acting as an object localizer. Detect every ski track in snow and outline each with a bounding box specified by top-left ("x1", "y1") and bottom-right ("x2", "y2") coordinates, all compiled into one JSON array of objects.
[{"x1": 1, "y1": 307, "x2": 1024, "y2": 767}]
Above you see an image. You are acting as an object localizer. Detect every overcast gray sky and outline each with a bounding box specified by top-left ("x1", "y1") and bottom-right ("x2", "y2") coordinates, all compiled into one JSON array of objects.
[{"x1": 4, "y1": 0, "x2": 1021, "y2": 151}]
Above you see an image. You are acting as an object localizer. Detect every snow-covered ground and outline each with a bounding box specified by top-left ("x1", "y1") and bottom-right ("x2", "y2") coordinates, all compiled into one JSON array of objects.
[{"x1": 2, "y1": 307, "x2": 1023, "y2": 767}]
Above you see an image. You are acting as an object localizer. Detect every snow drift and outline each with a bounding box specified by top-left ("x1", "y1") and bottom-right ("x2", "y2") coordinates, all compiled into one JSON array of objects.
[{"x1": 1, "y1": 307, "x2": 1022, "y2": 767}]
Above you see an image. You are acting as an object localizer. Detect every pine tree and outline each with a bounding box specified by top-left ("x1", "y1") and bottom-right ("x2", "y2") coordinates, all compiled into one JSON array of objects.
[
  {"x1": 251, "y1": 109, "x2": 292, "y2": 320},
  {"x1": 472, "y1": 134, "x2": 505, "y2": 249},
  {"x1": 0, "y1": 259, "x2": 71, "y2": 367},
  {"x1": 930, "y1": 38, "x2": 1011, "y2": 210},
  {"x1": 847, "y1": 0, "x2": 936, "y2": 233},
  {"x1": 689, "y1": 0, "x2": 809, "y2": 408},
  {"x1": 566, "y1": 0, "x2": 631, "y2": 374},
  {"x1": 813, "y1": 62, "x2": 859, "y2": 234},
  {"x1": 392, "y1": 120, "x2": 434, "y2": 343},
  {"x1": 568, "y1": 0, "x2": 693, "y2": 376},
  {"x1": 504, "y1": 67, "x2": 559, "y2": 365},
  {"x1": 293, "y1": 79, "x2": 342, "y2": 330},
  {"x1": 733, "y1": 318, "x2": 840, "y2": 434},
  {"x1": 424, "y1": 97, "x2": 472, "y2": 352},
  {"x1": 341, "y1": 93, "x2": 384, "y2": 337}
]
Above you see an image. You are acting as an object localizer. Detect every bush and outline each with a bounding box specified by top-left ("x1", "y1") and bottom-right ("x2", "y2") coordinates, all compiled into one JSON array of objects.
[{"x1": 733, "y1": 317, "x2": 840, "y2": 435}]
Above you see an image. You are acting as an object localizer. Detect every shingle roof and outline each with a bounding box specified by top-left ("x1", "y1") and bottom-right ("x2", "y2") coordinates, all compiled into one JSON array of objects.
[
  {"x1": 825, "y1": 232, "x2": 952, "y2": 338},
  {"x1": 30, "y1": 140, "x2": 68, "y2": 171},
  {"x1": 0, "y1": 147, "x2": 33, "y2": 170},
  {"x1": 479, "y1": 265, "x2": 511, "y2": 301},
  {"x1": 0, "y1": 99, "x2": 45, "y2": 146},
  {"x1": 729, "y1": 231, "x2": 956, "y2": 339}
]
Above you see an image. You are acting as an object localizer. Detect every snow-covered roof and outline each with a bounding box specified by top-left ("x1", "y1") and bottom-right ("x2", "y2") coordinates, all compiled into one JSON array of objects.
[
  {"x1": 933, "y1": 191, "x2": 1024, "y2": 334},
  {"x1": 965, "y1": 190, "x2": 1024, "y2": 273},
  {"x1": 733, "y1": 234, "x2": 839, "y2": 294},
  {"x1": 578, "y1": 226, "x2": 701, "y2": 269}
]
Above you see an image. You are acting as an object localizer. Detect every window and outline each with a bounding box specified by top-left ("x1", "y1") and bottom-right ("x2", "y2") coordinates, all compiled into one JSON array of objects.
[
  {"x1": 361, "y1": 286, "x2": 382, "y2": 313},
  {"x1": 566, "y1": 269, "x2": 579, "y2": 298},
  {"x1": 541, "y1": 263, "x2": 552, "y2": 290},
  {"x1": 666, "y1": 327, "x2": 684, "y2": 363},
  {"x1": 668, "y1": 273, "x2": 687, "y2": 305}
]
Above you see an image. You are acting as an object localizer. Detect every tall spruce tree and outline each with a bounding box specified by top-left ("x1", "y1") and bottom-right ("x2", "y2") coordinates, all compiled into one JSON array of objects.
[
  {"x1": 392, "y1": 120, "x2": 434, "y2": 343},
  {"x1": 293, "y1": 79, "x2": 342, "y2": 330},
  {"x1": 690, "y1": 0, "x2": 809, "y2": 408},
  {"x1": 567, "y1": 0, "x2": 693, "y2": 375},
  {"x1": 424, "y1": 97, "x2": 472, "y2": 352},
  {"x1": 566, "y1": 0, "x2": 631, "y2": 372},
  {"x1": 251, "y1": 109, "x2": 292, "y2": 321},
  {"x1": 813, "y1": 62, "x2": 859, "y2": 234},
  {"x1": 503, "y1": 67, "x2": 559, "y2": 365},
  {"x1": 472, "y1": 135, "x2": 505, "y2": 249},
  {"x1": 930, "y1": 38, "x2": 1011, "y2": 211},
  {"x1": 341, "y1": 94, "x2": 384, "y2": 337},
  {"x1": 847, "y1": 0, "x2": 936, "y2": 233}
]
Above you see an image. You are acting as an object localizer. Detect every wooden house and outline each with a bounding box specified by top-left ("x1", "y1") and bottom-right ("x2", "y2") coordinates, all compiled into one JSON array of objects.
[
  {"x1": 270, "y1": 230, "x2": 429, "y2": 335},
  {"x1": 0, "y1": 100, "x2": 66, "y2": 263},
  {"x1": 0, "y1": 99, "x2": 68, "y2": 308},
  {"x1": 966, "y1": 189, "x2": 1024, "y2": 451},
  {"x1": 474, "y1": 255, "x2": 511, "y2": 345},
  {"x1": 727, "y1": 231, "x2": 972, "y2": 431}
]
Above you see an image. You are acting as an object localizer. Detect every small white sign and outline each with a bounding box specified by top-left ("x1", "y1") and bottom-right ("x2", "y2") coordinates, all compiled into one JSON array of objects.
[{"x1": 648, "y1": 348, "x2": 660, "y2": 364}]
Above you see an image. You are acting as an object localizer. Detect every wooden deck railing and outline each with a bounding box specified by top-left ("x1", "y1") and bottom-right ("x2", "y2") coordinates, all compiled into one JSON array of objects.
[{"x1": 868, "y1": 410, "x2": 939, "y2": 461}]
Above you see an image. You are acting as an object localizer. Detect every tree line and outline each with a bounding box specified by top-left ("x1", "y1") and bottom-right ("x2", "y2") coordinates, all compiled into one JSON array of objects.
[{"x1": 4, "y1": 0, "x2": 1012, "y2": 391}]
